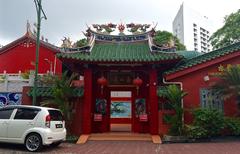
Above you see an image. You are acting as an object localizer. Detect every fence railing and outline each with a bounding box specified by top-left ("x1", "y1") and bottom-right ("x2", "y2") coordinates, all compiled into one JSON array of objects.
[{"x1": 0, "y1": 73, "x2": 45, "y2": 92}]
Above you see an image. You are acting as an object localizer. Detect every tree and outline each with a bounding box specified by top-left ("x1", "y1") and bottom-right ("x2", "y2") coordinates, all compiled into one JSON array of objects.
[
  {"x1": 210, "y1": 9, "x2": 240, "y2": 49},
  {"x1": 158, "y1": 85, "x2": 187, "y2": 136},
  {"x1": 153, "y1": 30, "x2": 186, "y2": 51},
  {"x1": 74, "y1": 38, "x2": 87, "y2": 47},
  {"x1": 211, "y1": 64, "x2": 240, "y2": 112},
  {"x1": 41, "y1": 71, "x2": 78, "y2": 130}
]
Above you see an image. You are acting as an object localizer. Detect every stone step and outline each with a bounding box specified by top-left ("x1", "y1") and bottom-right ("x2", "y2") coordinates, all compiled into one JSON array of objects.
[
  {"x1": 88, "y1": 133, "x2": 152, "y2": 141},
  {"x1": 77, "y1": 134, "x2": 89, "y2": 144},
  {"x1": 152, "y1": 135, "x2": 162, "y2": 144},
  {"x1": 77, "y1": 133, "x2": 162, "y2": 144}
]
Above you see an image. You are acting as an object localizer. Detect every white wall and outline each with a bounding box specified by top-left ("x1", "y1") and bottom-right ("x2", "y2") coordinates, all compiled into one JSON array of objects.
[{"x1": 173, "y1": 3, "x2": 212, "y2": 52}]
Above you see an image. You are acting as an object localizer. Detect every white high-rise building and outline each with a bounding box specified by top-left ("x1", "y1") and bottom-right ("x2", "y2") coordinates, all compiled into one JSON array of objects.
[{"x1": 173, "y1": 3, "x2": 212, "y2": 52}]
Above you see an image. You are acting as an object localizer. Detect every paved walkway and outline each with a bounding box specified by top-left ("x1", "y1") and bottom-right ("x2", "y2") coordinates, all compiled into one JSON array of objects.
[{"x1": 0, "y1": 141, "x2": 240, "y2": 154}]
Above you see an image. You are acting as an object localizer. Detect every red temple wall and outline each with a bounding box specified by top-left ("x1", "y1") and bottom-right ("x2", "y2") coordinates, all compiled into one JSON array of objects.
[
  {"x1": 0, "y1": 43, "x2": 62, "y2": 74},
  {"x1": 166, "y1": 51, "x2": 240, "y2": 124}
]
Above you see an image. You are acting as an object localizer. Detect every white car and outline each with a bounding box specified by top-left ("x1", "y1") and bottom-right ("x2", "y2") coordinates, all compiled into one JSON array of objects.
[{"x1": 0, "y1": 105, "x2": 66, "y2": 152}]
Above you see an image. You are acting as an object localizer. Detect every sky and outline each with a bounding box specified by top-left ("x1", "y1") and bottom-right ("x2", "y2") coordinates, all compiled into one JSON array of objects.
[{"x1": 0, "y1": 0, "x2": 239, "y2": 46}]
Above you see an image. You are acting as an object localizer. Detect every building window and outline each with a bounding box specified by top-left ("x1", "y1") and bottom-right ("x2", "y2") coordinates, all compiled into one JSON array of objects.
[
  {"x1": 200, "y1": 27, "x2": 206, "y2": 32},
  {"x1": 200, "y1": 88, "x2": 224, "y2": 111}
]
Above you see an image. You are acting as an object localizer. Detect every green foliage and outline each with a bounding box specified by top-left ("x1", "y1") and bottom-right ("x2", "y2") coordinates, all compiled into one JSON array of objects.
[
  {"x1": 41, "y1": 71, "x2": 78, "y2": 121},
  {"x1": 39, "y1": 73, "x2": 56, "y2": 86},
  {"x1": 211, "y1": 64, "x2": 240, "y2": 110},
  {"x1": 21, "y1": 70, "x2": 30, "y2": 79},
  {"x1": 210, "y1": 9, "x2": 240, "y2": 49},
  {"x1": 66, "y1": 135, "x2": 79, "y2": 143},
  {"x1": 186, "y1": 125, "x2": 208, "y2": 139},
  {"x1": 224, "y1": 117, "x2": 240, "y2": 136},
  {"x1": 0, "y1": 75, "x2": 6, "y2": 82},
  {"x1": 153, "y1": 30, "x2": 186, "y2": 51},
  {"x1": 187, "y1": 108, "x2": 224, "y2": 139},
  {"x1": 75, "y1": 38, "x2": 87, "y2": 47},
  {"x1": 158, "y1": 85, "x2": 187, "y2": 136}
]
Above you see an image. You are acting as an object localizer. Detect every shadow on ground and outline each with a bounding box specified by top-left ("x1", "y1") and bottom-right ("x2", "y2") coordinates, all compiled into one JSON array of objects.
[{"x1": 0, "y1": 142, "x2": 68, "y2": 153}]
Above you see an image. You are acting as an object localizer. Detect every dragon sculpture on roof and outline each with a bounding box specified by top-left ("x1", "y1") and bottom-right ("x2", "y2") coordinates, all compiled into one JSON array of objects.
[
  {"x1": 92, "y1": 23, "x2": 117, "y2": 34},
  {"x1": 61, "y1": 37, "x2": 73, "y2": 48},
  {"x1": 126, "y1": 23, "x2": 151, "y2": 34}
]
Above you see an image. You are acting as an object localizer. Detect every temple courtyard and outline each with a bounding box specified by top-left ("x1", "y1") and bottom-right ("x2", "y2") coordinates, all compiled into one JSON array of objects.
[{"x1": 0, "y1": 141, "x2": 240, "y2": 154}]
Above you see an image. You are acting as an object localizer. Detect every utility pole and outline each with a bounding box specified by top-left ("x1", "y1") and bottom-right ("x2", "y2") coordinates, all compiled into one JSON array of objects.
[{"x1": 32, "y1": 0, "x2": 47, "y2": 105}]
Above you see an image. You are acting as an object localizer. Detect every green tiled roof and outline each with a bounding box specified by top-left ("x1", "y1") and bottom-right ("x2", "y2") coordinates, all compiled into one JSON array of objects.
[
  {"x1": 176, "y1": 50, "x2": 203, "y2": 60},
  {"x1": 57, "y1": 42, "x2": 182, "y2": 62},
  {"x1": 28, "y1": 87, "x2": 84, "y2": 97},
  {"x1": 165, "y1": 42, "x2": 240, "y2": 75}
]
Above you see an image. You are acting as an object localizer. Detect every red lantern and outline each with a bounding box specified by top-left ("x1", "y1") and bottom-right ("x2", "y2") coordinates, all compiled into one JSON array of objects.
[
  {"x1": 97, "y1": 76, "x2": 107, "y2": 94},
  {"x1": 133, "y1": 77, "x2": 143, "y2": 95}
]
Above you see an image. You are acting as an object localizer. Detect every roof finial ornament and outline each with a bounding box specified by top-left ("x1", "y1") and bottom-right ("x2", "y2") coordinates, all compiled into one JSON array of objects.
[
  {"x1": 118, "y1": 21, "x2": 125, "y2": 35},
  {"x1": 25, "y1": 20, "x2": 32, "y2": 36},
  {"x1": 61, "y1": 37, "x2": 73, "y2": 48}
]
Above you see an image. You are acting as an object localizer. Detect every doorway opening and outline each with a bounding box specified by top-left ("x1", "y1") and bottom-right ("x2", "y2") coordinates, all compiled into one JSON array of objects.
[{"x1": 110, "y1": 91, "x2": 132, "y2": 132}]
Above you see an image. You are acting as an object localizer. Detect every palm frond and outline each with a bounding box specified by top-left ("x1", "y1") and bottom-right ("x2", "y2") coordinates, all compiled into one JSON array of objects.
[{"x1": 211, "y1": 65, "x2": 240, "y2": 100}]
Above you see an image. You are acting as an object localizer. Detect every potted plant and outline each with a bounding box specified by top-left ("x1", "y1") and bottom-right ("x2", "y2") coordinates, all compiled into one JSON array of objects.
[{"x1": 158, "y1": 85, "x2": 188, "y2": 142}]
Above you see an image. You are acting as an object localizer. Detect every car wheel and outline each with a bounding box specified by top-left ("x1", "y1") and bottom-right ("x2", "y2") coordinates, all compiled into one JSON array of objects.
[
  {"x1": 51, "y1": 141, "x2": 62, "y2": 147},
  {"x1": 25, "y1": 133, "x2": 43, "y2": 152}
]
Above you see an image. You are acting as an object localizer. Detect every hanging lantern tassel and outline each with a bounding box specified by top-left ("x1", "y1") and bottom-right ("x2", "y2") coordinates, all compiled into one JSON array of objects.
[
  {"x1": 101, "y1": 85, "x2": 104, "y2": 94},
  {"x1": 133, "y1": 77, "x2": 143, "y2": 96},
  {"x1": 136, "y1": 86, "x2": 139, "y2": 95},
  {"x1": 97, "y1": 76, "x2": 108, "y2": 95}
]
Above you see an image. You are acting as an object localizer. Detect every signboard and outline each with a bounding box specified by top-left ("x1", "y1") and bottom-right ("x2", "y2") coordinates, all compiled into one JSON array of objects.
[
  {"x1": 94, "y1": 114, "x2": 102, "y2": 121},
  {"x1": 109, "y1": 72, "x2": 134, "y2": 85},
  {"x1": 139, "y1": 114, "x2": 148, "y2": 122},
  {"x1": 111, "y1": 91, "x2": 131, "y2": 98}
]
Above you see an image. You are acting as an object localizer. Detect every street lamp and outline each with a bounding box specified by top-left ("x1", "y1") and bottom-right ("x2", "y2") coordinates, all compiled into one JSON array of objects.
[
  {"x1": 44, "y1": 58, "x2": 53, "y2": 75},
  {"x1": 32, "y1": 0, "x2": 47, "y2": 106}
]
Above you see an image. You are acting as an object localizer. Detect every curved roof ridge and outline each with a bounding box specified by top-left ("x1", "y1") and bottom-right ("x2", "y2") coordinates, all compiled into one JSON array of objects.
[
  {"x1": 57, "y1": 41, "x2": 183, "y2": 63},
  {"x1": 88, "y1": 28, "x2": 153, "y2": 37}
]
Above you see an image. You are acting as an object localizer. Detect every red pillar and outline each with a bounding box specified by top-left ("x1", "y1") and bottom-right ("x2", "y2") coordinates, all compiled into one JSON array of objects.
[
  {"x1": 149, "y1": 69, "x2": 159, "y2": 135},
  {"x1": 71, "y1": 98, "x2": 83, "y2": 135},
  {"x1": 82, "y1": 68, "x2": 93, "y2": 134},
  {"x1": 22, "y1": 86, "x2": 32, "y2": 105}
]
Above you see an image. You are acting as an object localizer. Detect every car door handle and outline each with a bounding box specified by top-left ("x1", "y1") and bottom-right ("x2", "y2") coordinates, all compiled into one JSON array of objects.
[
  {"x1": 27, "y1": 122, "x2": 34, "y2": 126},
  {"x1": 3, "y1": 121, "x2": 8, "y2": 125}
]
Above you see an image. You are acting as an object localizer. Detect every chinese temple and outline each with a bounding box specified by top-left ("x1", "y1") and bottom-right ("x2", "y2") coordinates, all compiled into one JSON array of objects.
[
  {"x1": 56, "y1": 23, "x2": 240, "y2": 137},
  {"x1": 57, "y1": 23, "x2": 184, "y2": 135}
]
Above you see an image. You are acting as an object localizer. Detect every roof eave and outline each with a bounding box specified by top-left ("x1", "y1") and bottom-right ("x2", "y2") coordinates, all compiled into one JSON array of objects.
[
  {"x1": 0, "y1": 34, "x2": 61, "y2": 55},
  {"x1": 165, "y1": 50, "x2": 240, "y2": 81}
]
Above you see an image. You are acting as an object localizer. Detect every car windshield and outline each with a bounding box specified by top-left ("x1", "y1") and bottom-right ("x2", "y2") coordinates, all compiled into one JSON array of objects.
[{"x1": 48, "y1": 110, "x2": 63, "y2": 121}]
